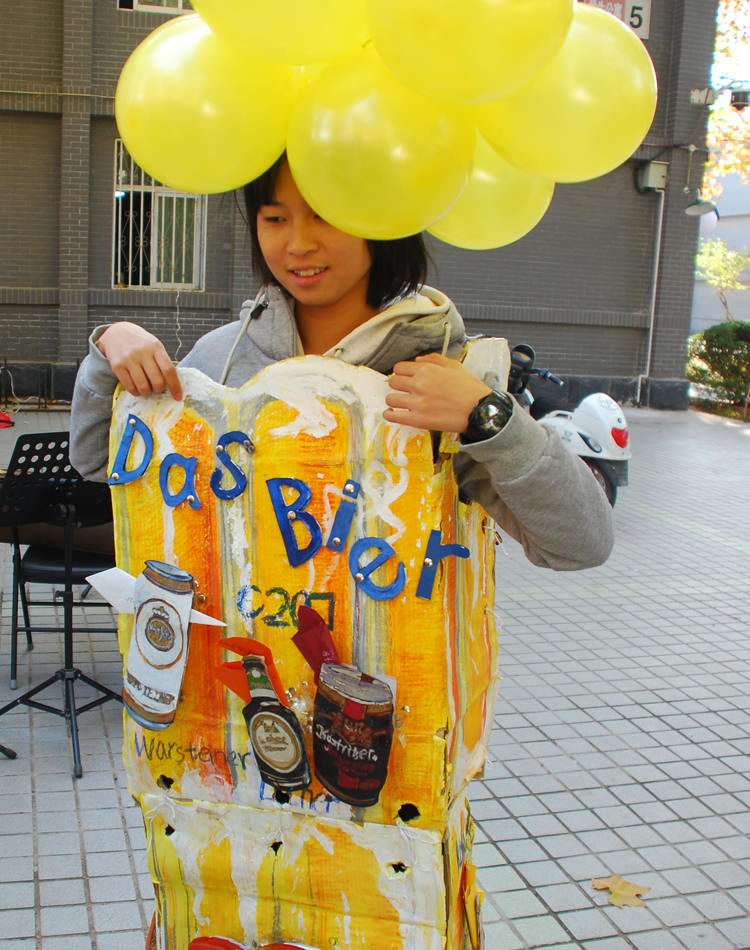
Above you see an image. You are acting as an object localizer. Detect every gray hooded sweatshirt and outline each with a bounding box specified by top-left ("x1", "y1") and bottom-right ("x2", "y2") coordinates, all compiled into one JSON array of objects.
[{"x1": 70, "y1": 285, "x2": 613, "y2": 571}]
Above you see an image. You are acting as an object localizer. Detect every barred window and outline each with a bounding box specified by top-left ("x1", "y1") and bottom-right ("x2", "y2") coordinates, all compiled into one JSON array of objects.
[
  {"x1": 113, "y1": 141, "x2": 206, "y2": 291},
  {"x1": 117, "y1": 0, "x2": 193, "y2": 12}
]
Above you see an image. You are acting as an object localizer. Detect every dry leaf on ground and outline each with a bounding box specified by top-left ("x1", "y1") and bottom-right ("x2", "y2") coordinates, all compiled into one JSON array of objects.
[{"x1": 592, "y1": 874, "x2": 650, "y2": 907}]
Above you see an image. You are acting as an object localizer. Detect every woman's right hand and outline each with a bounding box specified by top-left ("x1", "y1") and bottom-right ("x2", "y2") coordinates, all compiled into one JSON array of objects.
[{"x1": 97, "y1": 322, "x2": 183, "y2": 401}]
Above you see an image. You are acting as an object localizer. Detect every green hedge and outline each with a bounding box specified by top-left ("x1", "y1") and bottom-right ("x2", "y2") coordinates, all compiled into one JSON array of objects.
[{"x1": 686, "y1": 321, "x2": 750, "y2": 403}]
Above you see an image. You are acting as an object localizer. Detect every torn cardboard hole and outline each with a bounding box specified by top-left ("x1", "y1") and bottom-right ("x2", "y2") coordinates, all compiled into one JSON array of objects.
[{"x1": 397, "y1": 803, "x2": 420, "y2": 823}]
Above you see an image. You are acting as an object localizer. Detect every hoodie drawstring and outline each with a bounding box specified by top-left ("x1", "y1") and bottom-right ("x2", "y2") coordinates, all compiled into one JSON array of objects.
[
  {"x1": 219, "y1": 286, "x2": 268, "y2": 385},
  {"x1": 441, "y1": 319, "x2": 451, "y2": 357}
]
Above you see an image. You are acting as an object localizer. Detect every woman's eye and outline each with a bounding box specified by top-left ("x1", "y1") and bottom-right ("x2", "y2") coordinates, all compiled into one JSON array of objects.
[{"x1": 259, "y1": 206, "x2": 285, "y2": 223}]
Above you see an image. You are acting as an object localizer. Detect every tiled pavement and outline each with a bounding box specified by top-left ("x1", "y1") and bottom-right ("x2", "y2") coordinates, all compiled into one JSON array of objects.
[{"x1": 1, "y1": 405, "x2": 749, "y2": 949}]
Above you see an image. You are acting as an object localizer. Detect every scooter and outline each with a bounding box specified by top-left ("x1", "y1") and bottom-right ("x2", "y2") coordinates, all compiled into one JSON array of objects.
[{"x1": 506, "y1": 344, "x2": 630, "y2": 506}]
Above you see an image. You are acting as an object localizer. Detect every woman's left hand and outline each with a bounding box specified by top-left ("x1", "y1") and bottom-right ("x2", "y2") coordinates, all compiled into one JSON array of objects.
[{"x1": 384, "y1": 353, "x2": 492, "y2": 433}]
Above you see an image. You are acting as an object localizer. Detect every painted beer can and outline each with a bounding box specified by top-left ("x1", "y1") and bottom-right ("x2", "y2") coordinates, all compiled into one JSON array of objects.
[
  {"x1": 312, "y1": 663, "x2": 394, "y2": 807},
  {"x1": 123, "y1": 560, "x2": 195, "y2": 730}
]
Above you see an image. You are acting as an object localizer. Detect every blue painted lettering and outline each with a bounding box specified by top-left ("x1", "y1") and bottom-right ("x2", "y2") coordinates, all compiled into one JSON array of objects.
[
  {"x1": 109, "y1": 414, "x2": 153, "y2": 485},
  {"x1": 349, "y1": 537, "x2": 406, "y2": 600},
  {"x1": 416, "y1": 529, "x2": 470, "y2": 599},
  {"x1": 266, "y1": 477, "x2": 322, "y2": 567},
  {"x1": 159, "y1": 453, "x2": 201, "y2": 509},
  {"x1": 326, "y1": 480, "x2": 360, "y2": 553},
  {"x1": 210, "y1": 430, "x2": 250, "y2": 500}
]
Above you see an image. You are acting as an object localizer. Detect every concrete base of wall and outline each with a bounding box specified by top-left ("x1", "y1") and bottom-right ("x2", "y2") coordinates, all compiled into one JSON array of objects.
[
  {"x1": 635, "y1": 378, "x2": 690, "y2": 411},
  {"x1": 1, "y1": 362, "x2": 79, "y2": 405},
  {"x1": 529, "y1": 375, "x2": 689, "y2": 411},
  {"x1": 2, "y1": 364, "x2": 691, "y2": 412}
]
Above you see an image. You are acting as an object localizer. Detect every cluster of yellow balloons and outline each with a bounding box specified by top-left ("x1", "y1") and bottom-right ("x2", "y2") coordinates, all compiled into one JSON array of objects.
[{"x1": 115, "y1": 0, "x2": 657, "y2": 249}]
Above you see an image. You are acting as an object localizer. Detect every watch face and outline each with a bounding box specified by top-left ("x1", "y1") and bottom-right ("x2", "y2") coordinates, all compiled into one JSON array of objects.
[
  {"x1": 466, "y1": 392, "x2": 513, "y2": 441},
  {"x1": 479, "y1": 394, "x2": 512, "y2": 428}
]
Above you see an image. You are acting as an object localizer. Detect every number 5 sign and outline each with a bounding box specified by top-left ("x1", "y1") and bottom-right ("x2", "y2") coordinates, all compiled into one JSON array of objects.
[{"x1": 579, "y1": 0, "x2": 652, "y2": 39}]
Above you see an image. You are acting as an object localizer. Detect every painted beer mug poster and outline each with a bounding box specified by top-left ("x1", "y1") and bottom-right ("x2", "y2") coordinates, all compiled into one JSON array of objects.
[{"x1": 106, "y1": 349, "x2": 505, "y2": 949}]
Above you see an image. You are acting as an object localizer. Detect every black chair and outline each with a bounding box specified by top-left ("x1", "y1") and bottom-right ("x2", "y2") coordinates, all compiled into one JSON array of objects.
[{"x1": 0, "y1": 431, "x2": 121, "y2": 777}]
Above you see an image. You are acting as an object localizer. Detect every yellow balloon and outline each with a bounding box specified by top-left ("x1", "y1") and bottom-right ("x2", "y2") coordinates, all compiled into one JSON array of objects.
[
  {"x1": 115, "y1": 15, "x2": 297, "y2": 194},
  {"x1": 287, "y1": 48, "x2": 475, "y2": 239},
  {"x1": 191, "y1": 0, "x2": 369, "y2": 64},
  {"x1": 476, "y1": 5, "x2": 658, "y2": 183},
  {"x1": 428, "y1": 134, "x2": 554, "y2": 250},
  {"x1": 366, "y1": 0, "x2": 574, "y2": 104}
]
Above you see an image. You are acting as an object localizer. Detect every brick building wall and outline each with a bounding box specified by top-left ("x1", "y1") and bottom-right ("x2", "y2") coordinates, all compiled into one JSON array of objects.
[{"x1": 0, "y1": 0, "x2": 719, "y2": 407}]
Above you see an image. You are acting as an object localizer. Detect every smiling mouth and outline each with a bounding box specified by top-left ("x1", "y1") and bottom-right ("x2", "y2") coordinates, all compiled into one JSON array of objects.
[{"x1": 290, "y1": 267, "x2": 327, "y2": 277}]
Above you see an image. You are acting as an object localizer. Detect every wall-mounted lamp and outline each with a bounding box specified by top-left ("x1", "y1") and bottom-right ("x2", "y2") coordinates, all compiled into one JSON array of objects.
[
  {"x1": 680, "y1": 144, "x2": 719, "y2": 220},
  {"x1": 730, "y1": 87, "x2": 750, "y2": 111},
  {"x1": 684, "y1": 189, "x2": 720, "y2": 219}
]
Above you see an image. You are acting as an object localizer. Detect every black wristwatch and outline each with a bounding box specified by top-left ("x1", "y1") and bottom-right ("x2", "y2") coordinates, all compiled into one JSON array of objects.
[{"x1": 462, "y1": 390, "x2": 515, "y2": 444}]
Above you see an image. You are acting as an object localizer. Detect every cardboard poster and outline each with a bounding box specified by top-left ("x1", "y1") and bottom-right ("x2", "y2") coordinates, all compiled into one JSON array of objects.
[{"x1": 107, "y1": 342, "x2": 508, "y2": 949}]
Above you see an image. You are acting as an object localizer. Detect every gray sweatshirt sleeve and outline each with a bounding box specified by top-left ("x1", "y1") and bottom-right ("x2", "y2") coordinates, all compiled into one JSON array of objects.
[
  {"x1": 69, "y1": 328, "x2": 120, "y2": 482},
  {"x1": 69, "y1": 321, "x2": 259, "y2": 481},
  {"x1": 454, "y1": 403, "x2": 614, "y2": 570}
]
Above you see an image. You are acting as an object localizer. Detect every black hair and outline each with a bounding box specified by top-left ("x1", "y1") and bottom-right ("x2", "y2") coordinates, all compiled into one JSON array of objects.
[{"x1": 242, "y1": 154, "x2": 428, "y2": 310}]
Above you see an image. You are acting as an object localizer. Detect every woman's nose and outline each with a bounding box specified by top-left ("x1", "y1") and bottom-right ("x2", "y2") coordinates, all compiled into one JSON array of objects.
[{"x1": 288, "y1": 218, "x2": 318, "y2": 254}]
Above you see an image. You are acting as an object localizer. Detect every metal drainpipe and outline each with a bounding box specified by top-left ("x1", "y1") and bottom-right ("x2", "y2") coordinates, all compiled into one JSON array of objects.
[{"x1": 636, "y1": 185, "x2": 666, "y2": 406}]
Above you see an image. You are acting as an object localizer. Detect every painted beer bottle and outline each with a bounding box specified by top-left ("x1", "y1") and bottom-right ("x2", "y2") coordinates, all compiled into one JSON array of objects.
[{"x1": 242, "y1": 654, "x2": 311, "y2": 791}]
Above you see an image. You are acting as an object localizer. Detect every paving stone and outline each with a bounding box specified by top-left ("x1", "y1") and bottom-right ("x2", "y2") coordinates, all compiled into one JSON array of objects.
[
  {"x1": 39, "y1": 903, "x2": 89, "y2": 937},
  {"x1": 39, "y1": 878, "x2": 86, "y2": 907},
  {"x1": 558, "y1": 810, "x2": 606, "y2": 833},
  {"x1": 629, "y1": 927, "x2": 700, "y2": 949},
  {"x1": 493, "y1": 888, "x2": 548, "y2": 919},
  {"x1": 677, "y1": 839, "x2": 736, "y2": 865},
  {"x1": 514, "y1": 914, "x2": 572, "y2": 947},
  {"x1": 514, "y1": 861, "x2": 571, "y2": 888},
  {"x1": 717, "y1": 835, "x2": 750, "y2": 861},
  {"x1": 536, "y1": 883, "x2": 594, "y2": 912},
  {"x1": 94, "y1": 932, "x2": 151, "y2": 950},
  {"x1": 686, "y1": 890, "x2": 746, "y2": 922},
  {"x1": 580, "y1": 939, "x2": 635, "y2": 950},
  {"x1": 479, "y1": 920, "x2": 525, "y2": 950},
  {"x1": 518, "y1": 813, "x2": 569, "y2": 837},
  {"x1": 646, "y1": 895, "x2": 706, "y2": 927},
  {"x1": 726, "y1": 885, "x2": 750, "y2": 914},
  {"x1": 557, "y1": 908, "x2": 618, "y2": 940},
  {"x1": 0, "y1": 883, "x2": 34, "y2": 911},
  {"x1": 472, "y1": 841, "x2": 507, "y2": 868},
  {"x1": 714, "y1": 916, "x2": 750, "y2": 949},
  {"x1": 671, "y1": 924, "x2": 736, "y2": 949},
  {"x1": 37, "y1": 854, "x2": 84, "y2": 880}
]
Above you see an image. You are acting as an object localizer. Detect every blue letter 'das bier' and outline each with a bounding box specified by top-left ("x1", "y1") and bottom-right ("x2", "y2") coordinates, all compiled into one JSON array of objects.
[
  {"x1": 265, "y1": 478, "x2": 468, "y2": 601},
  {"x1": 108, "y1": 416, "x2": 470, "y2": 602}
]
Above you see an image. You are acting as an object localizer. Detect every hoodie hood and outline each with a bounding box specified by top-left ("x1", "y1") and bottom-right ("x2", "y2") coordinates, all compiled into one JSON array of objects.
[
  {"x1": 229, "y1": 284, "x2": 466, "y2": 379},
  {"x1": 323, "y1": 285, "x2": 466, "y2": 372}
]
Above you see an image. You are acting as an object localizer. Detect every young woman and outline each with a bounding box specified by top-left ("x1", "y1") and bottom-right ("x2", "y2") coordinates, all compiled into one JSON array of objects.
[{"x1": 70, "y1": 156, "x2": 613, "y2": 570}]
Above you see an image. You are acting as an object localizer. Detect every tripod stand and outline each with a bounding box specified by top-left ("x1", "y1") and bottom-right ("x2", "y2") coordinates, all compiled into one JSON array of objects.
[{"x1": 0, "y1": 432, "x2": 121, "y2": 777}]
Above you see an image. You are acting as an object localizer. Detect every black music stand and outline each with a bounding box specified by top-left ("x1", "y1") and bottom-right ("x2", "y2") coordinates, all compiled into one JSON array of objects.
[{"x1": 0, "y1": 431, "x2": 121, "y2": 777}]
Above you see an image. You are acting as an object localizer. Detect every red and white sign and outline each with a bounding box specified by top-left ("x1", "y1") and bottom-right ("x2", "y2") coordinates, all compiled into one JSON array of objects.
[{"x1": 579, "y1": 0, "x2": 651, "y2": 39}]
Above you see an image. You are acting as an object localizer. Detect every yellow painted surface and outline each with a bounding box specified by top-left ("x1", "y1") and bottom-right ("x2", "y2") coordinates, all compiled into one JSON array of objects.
[
  {"x1": 109, "y1": 348, "x2": 507, "y2": 949},
  {"x1": 143, "y1": 790, "x2": 475, "y2": 949}
]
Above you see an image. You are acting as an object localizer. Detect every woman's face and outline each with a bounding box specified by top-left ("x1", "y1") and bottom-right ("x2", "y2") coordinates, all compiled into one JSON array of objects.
[{"x1": 256, "y1": 162, "x2": 373, "y2": 316}]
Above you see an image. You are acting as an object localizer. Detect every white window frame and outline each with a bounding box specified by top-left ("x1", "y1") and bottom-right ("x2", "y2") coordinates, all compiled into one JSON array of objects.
[
  {"x1": 119, "y1": 0, "x2": 193, "y2": 13},
  {"x1": 112, "y1": 140, "x2": 206, "y2": 291}
]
